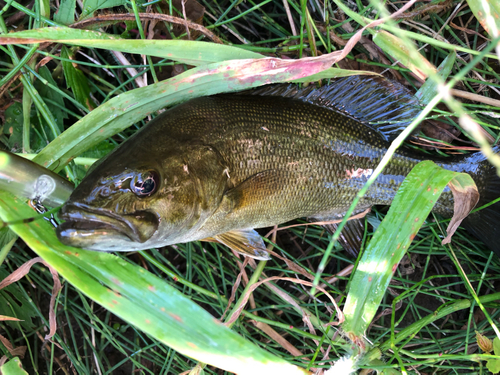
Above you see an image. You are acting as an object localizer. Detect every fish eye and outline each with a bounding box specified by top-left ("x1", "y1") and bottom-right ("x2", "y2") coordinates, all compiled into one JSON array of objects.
[{"x1": 130, "y1": 170, "x2": 159, "y2": 197}]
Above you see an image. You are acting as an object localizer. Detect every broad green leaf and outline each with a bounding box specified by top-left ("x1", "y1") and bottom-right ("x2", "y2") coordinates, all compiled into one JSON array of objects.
[
  {"x1": 488, "y1": 358, "x2": 500, "y2": 374},
  {"x1": 372, "y1": 30, "x2": 436, "y2": 81},
  {"x1": 54, "y1": 0, "x2": 76, "y2": 25},
  {"x1": 80, "y1": 0, "x2": 127, "y2": 19},
  {"x1": 0, "y1": 358, "x2": 28, "y2": 375},
  {"x1": 61, "y1": 46, "x2": 94, "y2": 110},
  {"x1": 342, "y1": 161, "x2": 478, "y2": 338},
  {"x1": 494, "y1": 337, "x2": 500, "y2": 356},
  {"x1": 0, "y1": 191, "x2": 310, "y2": 375},
  {"x1": 466, "y1": 0, "x2": 500, "y2": 38},
  {"x1": 0, "y1": 28, "x2": 263, "y2": 66},
  {"x1": 416, "y1": 52, "x2": 456, "y2": 105},
  {"x1": 488, "y1": 337, "x2": 500, "y2": 374},
  {"x1": 33, "y1": 56, "x2": 338, "y2": 171}
]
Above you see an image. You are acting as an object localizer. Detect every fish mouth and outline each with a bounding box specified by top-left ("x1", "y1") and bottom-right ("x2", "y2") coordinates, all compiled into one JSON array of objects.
[{"x1": 56, "y1": 202, "x2": 159, "y2": 249}]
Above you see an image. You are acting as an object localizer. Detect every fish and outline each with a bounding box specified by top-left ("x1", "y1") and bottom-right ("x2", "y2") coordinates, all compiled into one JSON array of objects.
[{"x1": 56, "y1": 76, "x2": 500, "y2": 258}]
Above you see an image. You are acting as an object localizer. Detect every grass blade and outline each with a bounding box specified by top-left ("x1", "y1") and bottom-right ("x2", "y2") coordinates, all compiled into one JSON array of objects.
[
  {"x1": 372, "y1": 30, "x2": 436, "y2": 81},
  {"x1": 342, "y1": 161, "x2": 478, "y2": 340},
  {"x1": 416, "y1": 52, "x2": 456, "y2": 105},
  {"x1": 0, "y1": 27, "x2": 263, "y2": 65}
]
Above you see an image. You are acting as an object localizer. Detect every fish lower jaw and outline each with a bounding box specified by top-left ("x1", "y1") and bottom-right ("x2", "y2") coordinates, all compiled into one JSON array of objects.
[
  {"x1": 56, "y1": 223, "x2": 137, "y2": 251},
  {"x1": 57, "y1": 202, "x2": 160, "y2": 247},
  {"x1": 57, "y1": 228, "x2": 175, "y2": 252}
]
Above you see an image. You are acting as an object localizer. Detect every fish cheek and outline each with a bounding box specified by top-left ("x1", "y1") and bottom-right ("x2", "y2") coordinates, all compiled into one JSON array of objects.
[{"x1": 155, "y1": 188, "x2": 201, "y2": 232}]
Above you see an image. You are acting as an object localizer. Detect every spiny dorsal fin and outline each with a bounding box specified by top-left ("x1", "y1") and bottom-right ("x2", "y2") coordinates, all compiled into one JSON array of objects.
[{"x1": 248, "y1": 75, "x2": 423, "y2": 142}]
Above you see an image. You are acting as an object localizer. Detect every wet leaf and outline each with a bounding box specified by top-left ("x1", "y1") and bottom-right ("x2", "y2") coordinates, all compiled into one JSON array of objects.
[
  {"x1": 33, "y1": 66, "x2": 68, "y2": 151},
  {"x1": 292, "y1": 68, "x2": 379, "y2": 83},
  {"x1": 0, "y1": 228, "x2": 17, "y2": 252},
  {"x1": 484, "y1": 339, "x2": 500, "y2": 375},
  {"x1": 0, "y1": 191, "x2": 310, "y2": 375},
  {"x1": 342, "y1": 161, "x2": 478, "y2": 339}
]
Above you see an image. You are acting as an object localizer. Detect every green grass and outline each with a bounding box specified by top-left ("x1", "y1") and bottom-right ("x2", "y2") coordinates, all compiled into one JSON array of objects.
[{"x1": 0, "y1": 0, "x2": 500, "y2": 373}]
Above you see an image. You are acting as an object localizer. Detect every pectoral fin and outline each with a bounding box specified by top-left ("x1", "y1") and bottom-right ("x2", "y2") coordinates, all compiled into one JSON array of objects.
[
  {"x1": 213, "y1": 229, "x2": 271, "y2": 260},
  {"x1": 223, "y1": 169, "x2": 286, "y2": 212}
]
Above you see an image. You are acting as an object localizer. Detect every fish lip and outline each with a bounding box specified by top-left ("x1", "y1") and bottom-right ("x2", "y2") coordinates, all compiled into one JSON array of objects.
[{"x1": 58, "y1": 202, "x2": 152, "y2": 243}]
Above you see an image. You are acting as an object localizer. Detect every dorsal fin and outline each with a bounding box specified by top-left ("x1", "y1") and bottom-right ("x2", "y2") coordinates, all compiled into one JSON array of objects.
[{"x1": 247, "y1": 76, "x2": 423, "y2": 142}]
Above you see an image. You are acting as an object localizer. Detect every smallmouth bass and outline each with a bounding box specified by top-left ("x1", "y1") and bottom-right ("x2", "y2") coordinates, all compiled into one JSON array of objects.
[{"x1": 57, "y1": 76, "x2": 500, "y2": 258}]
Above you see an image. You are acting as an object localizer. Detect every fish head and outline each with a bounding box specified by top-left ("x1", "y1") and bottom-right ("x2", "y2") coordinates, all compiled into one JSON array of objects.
[{"x1": 57, "y1": 142, "x2": 227, "y2": 251}]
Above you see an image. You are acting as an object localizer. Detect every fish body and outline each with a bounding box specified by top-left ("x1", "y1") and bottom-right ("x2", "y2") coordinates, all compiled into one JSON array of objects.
[{"x1": 57, "y1": 77, "x2": 500, "y2": 257}]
